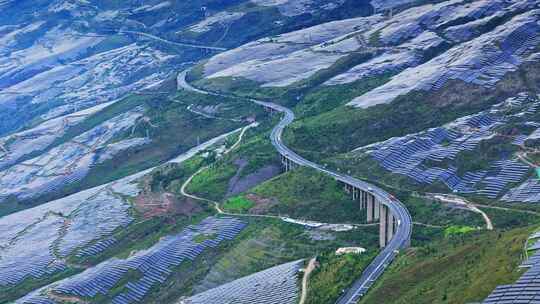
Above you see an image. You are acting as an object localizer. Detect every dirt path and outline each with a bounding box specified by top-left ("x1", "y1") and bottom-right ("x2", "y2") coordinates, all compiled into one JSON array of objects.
[
  {"x1": 299, "y1": 258, "x2": 317, "y2": 304},
  {"x1": 472, "y1": 203, "x2": 540, "y2": 216},
  {"x1": 428, "y1": 193, "x2": 494, "y2": 230},
  {"x1": 517, "y1": 151, "x2": 538, "y2": 168},
  {"x1": 179, "y1": 125, "x2": 380, "y2": 229},
  {"x1": 179, "y1": 123, "x2": 280, "y2": 221},
  {"x1": 413, "y1": 222, "x2": 444, "y2": 229}
]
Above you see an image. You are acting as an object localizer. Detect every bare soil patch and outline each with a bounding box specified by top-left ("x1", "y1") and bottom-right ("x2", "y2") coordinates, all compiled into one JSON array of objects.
[
  {"x1": 245, "y1": 193, "x2": 279, "y2": 215},
  {"x1": 135, "y1": 192, "x2": 201, "y2": 218}
]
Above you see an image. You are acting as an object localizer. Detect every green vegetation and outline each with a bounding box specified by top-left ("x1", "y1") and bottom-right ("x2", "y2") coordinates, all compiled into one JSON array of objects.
[
  {"x1": 401, "y1": 194, "x2": 485, "y2": 228},
  {"x1": 444, "y1": 225, "x2": 476, "y2": 237},
  {"x1": 186, "y1": 162, "x2": 238, "y2": 201},
  {"x1": 223, "y1": 196, "x2": 255, "y2": 213},
  {"x1": 286, "y1": 61, "x2": 540, "y2": 157},
  {"x1": 479, "y1": 207, "x2": 540, "y2": 230},
  {"x1": 251, "y1": 167, "x2": 366, "y2": 223},
  {"x1": 294, "y1": 74, "x2": 392, "y2": 119},
  {"x1": 184, "y1": 127, "x2": 280, "y2": 202},
  {"x1": 192, "y1": 217, "x2": 379, "y2": 293},
  {"x1": 360, "y1": 227, "x2": 532, "y2": 304},
  {"x1": 306, "y1": 251, "x2": 377, "y2": 304}
]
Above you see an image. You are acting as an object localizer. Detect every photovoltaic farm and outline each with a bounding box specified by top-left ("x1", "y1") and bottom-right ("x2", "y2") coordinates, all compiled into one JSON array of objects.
[
  {"x1": 182, "y1": 259, "x2": 303, "y2": 304},
  {"x1": 0, "y1": 107, "x2": 150, "y2": 204},
  {"x1": 0, "y1": 172, "x2": 139, "y2": 289},
  {"x1": 483, "y1": 231, "x2": 540, "y2": 303},
  {"x1": 15, "y1": 217, "x2": 247, "y2": 304},
  {"x1": 353, "y1": 93, "x2": 540, "y2": 201}
]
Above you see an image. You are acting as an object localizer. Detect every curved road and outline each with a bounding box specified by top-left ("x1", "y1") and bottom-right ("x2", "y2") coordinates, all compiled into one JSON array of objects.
[
  {"x1": 178, "y1": 70, "x2": 413, "y2": 304},
  {"x1": 117, "y1": 30, "x2": 227, "y2": 51}
]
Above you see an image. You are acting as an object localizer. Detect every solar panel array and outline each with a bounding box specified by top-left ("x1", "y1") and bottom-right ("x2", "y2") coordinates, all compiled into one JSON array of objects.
[
  {"x1": 360, "y1": 94, "x2": 539, "y2": 200},
  {"x1": 76, "y1": 237, "x2": 118, "y2": 258},
  {"x1": 484, "y1": 231, "x2": 540, "y2": 303},
  {"x1": 484, "y1": 260, "x2": 540, "y2": 303},
  {"x1": 503, "y1": 178, "x2": 540, "y2": 203},
  {"x1": 427, "y1": 16, "x2": 540, "y2": 91},
  {"x1": 183, "y1": 260, "x2": 303, "y2": 304},
  {"x1": 47, "y1": 217, "x2": 246, "y2": 304},
  {"x1": 56, "y1": 190, "x2": 134, "y2": 258},
  {"x1": 0, "y1": 216, "x2": 68, "y2": 287}
]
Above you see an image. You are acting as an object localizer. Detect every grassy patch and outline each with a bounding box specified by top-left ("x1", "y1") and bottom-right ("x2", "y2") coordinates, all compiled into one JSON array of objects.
[
  {"x1": 360, "y1": 227, "x2": 533, "y2": 304},
  {"x1": 186, "y1": 162, "x2": 238, "y2": 202},
  {"x1": 306, "y1": 251, "x2": 377, "y2": 304},
  {"x1": 191, "y1": 217, "x2": 379, "y2": 294},
  {"x1": 194, "y1": 233, "x2": 218, "y2": 244},
  {"x1": 251, "y1": 167, "x2": 366, "y2": 223},
  {"x1": 444, "y1": 225, "x2": 476, "y2": 237},
  {"x1": 223, "y1": 196, "x2": 255, "y2": 213}
]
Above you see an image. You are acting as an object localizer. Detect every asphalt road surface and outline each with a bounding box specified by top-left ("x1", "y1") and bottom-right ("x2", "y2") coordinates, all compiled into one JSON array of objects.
[{"x1": 178, "y1": 71, "x2": 413, "y2": 304}]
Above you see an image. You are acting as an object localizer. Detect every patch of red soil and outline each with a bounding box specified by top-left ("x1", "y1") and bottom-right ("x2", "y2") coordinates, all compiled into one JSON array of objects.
[
  {"x1": 135, "y1": 192, "x2": 201, "y2": 218},
  {"x1": 245, "y1": 193, "x2": 279, "y2": 215}
]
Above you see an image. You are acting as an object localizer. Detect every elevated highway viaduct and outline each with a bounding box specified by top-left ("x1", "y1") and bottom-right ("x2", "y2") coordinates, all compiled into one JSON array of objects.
[{"x1": 178, "y1": 70, "x2": 413, "y2": 303}]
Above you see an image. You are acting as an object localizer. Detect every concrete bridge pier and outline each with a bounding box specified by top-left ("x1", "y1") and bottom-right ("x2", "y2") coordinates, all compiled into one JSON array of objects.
[
  {"x1": 326, "y1": 180, "x2": 402, "y2": 248},
  {"x1": 366, "y1": 193, "x2": 375, "y2": 222},
  {"x1": 280, "y1": 155, "x2": 298, "y2": 172},
  {"x1": 374, "y1": 198, "x2": 380, "y2": 221},
  {"x1": 388, "y1": 213, "x2": 396, "y2": 241},
  {"x1": 379, "y1": 204, "x2": 398, "y2": 248}
]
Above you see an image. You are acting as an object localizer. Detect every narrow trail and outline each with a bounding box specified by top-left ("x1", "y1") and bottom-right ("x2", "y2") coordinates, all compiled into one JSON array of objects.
[
  {"x1": 425, "y1": 193, "x2": 494, "y2": 230},
  {"x1": 299, "y1": 258, "x2": 317, "y2": 304},
  {"x1": 517, "y1": 151, "x2": 538, "y2": 168},
  {"x1": 116, "y1": 30, "x2": 227, "y2": 51},
  {"x1": 473, "y1": 203, "x2": 540, "y2": 216},
  {"x1": 413, "y1": 222, "x2": 444, "y2": 229},
  {"x1": 178, "y1": 124, "x2": 379, "y2": 228},
  {"x1": 179, "y1": 124, "x2": 285, "y2": 221}
]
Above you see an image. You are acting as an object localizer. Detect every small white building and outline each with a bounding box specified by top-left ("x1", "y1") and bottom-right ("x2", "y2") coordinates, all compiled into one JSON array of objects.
[{"x1": 336, "y1": 247, "x2": 367, "y2": 255}]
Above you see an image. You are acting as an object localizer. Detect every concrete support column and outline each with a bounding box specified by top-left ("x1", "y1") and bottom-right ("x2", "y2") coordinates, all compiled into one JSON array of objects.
[
  {"x1": 387, "y1": 213, "x2": 395, "y2": 241},
  {"x1": 362, "y1": 192, "x2": 367, "y2": 209},
  {"x1": 379, "y1": 205, "x2": 388, "y2": 248},
  {"x1": 366, "y1": 195, "x2": 374, "y2": 223},
  {"x1": 359, "y1": 190, "x2": 364, "y2": 210},
  {"x1": 374, "y1": 198, "x2": 380, "y2": 220}
]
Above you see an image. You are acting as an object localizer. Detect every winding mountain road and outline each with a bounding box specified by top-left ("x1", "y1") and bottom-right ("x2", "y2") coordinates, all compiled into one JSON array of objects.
[
  {"x1": 178, "y1": 70, "x2": 413, "y2": 304},
  {"x1": 116, "y1": 30, "x2": 228, "y2": 51}
]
